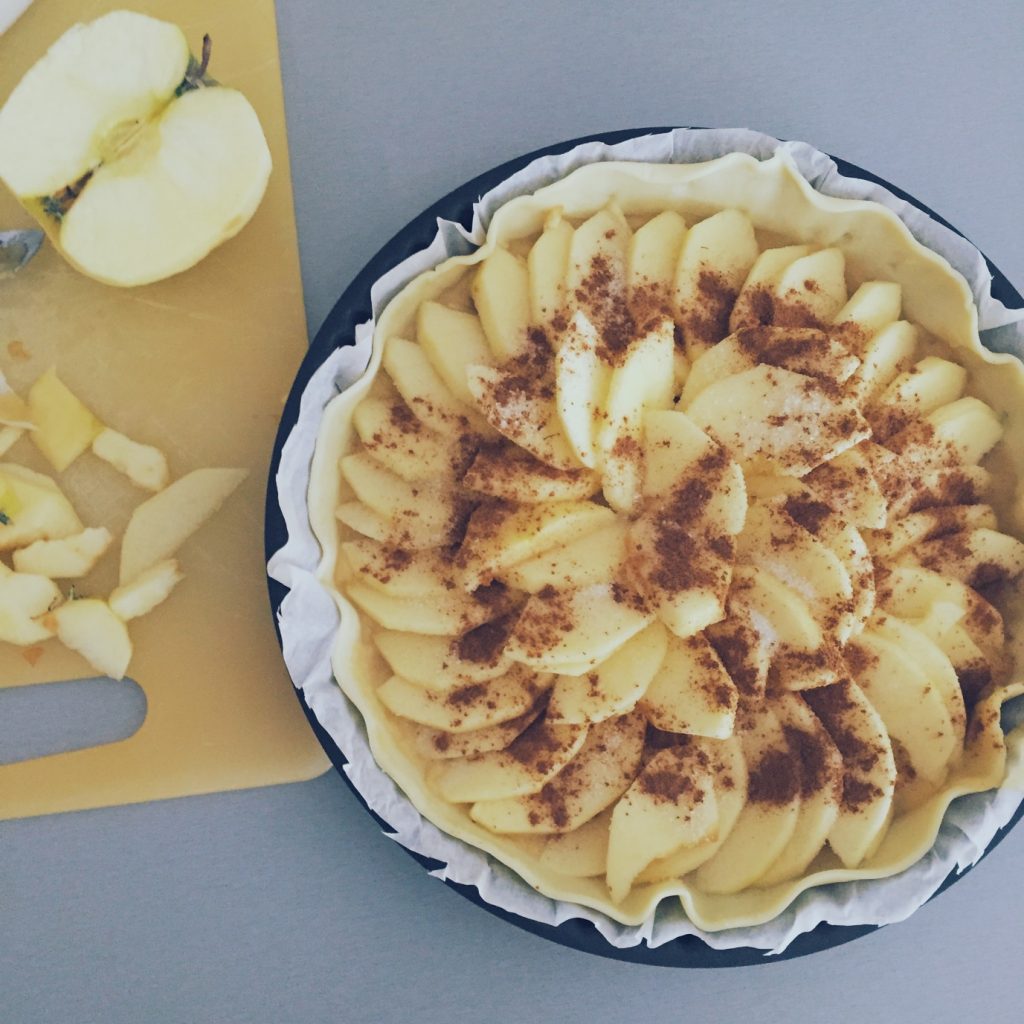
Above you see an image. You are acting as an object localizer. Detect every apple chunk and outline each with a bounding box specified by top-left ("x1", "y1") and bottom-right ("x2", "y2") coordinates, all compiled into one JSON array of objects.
[
  {"x1": 0, "y1": 463, "x2": 83, "y2": 550},
  {"x1": 51, "y1": 598, "x2": 133, "y2": 680},
  {"x1": 119, "y1": 467, "x2": 246, "y2": 583},
  {"x1": 108, "y1": 559, "x2": 184, "y2": 620},
  {"x1": 92, "y1": 428, "x2": 170, "y2": 492},
  {"x1": 0, "y1": 570, "x2": 61, "y2": 645},
  {"x1": 12, "y1": 526, "x2": 112, "y2": 578}
]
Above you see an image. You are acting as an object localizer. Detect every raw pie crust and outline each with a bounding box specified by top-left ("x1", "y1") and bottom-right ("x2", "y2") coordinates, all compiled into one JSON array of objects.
[{"x1": 308, "y1": 152, "x2": 1024, "y2": 930}]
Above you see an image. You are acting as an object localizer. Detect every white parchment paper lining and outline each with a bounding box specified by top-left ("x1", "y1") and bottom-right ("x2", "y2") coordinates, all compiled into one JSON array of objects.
[{"x1": 268, "y1": 128, "x2": 1024, "y2": 956}]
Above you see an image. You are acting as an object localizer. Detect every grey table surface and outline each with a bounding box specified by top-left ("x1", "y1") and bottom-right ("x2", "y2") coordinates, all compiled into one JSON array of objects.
[{"x1": 4, "y1": 1, "x2": 1024, "y2": 1021}]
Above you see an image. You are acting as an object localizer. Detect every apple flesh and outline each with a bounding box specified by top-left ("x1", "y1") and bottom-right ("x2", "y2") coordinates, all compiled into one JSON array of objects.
[{"x1": 0, "y1": 11, "x2": 271, "y2": 287}]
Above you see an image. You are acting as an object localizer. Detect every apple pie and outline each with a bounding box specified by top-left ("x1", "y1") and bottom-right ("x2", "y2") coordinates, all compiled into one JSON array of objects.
[{"x1": 308, "y1": 152, "x2": 1024, "y2": 930}]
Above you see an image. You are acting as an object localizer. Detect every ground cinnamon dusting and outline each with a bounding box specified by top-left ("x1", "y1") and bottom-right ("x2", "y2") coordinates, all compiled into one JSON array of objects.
[{"x1": 747, "y1": 749, "x2": 800, "y2": 805}]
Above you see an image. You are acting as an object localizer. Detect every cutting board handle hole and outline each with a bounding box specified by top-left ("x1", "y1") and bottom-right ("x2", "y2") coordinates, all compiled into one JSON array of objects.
[{"x1": 0, "y1": 677, "x2": 147, "y2": 765}]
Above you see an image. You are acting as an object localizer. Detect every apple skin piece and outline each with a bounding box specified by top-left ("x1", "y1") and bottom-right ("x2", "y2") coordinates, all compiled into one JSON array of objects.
[
  {"x1": 686, "y1": 364, "x2": 869, "y2": 477},
  {"x1": 637, "y1": 731, "x2": 748, "y2": 883},
  {"x1": 430, "y1": 719, "x2": 589, "y2": 803},
  {"x1": 674, "y1": 209, "x2": 759, "y2": 358},
  {"x1": 0, "y1": 570, "x2": 61, "y2": 645},
  {"x1": 471, "y1": 248, "x2": 532, "y2": 361},
  {"x1": 0, "y1": 462, "x2": 83, "y2": 551},
  {"x1": 12, "y1": 526, "x2": 112, "y2": 579},
  {"x1": 527, "y1": 211, "x2": 573, "y2": 325},
  {"x1": 470, "y1": 710, "x2": 646, "y2": 835},
  {"x1": 506, "y1": 583, "x2": 653, "y2": 674},
  {"x1": 352, "y1": 398, "x2": 453, "y2": 482},
  {"x1": 374, "y1": 628, "x2": 514, "y2": 691},
  {"x1": 50, "y1": 598, "x2": 133, "y2": 680},
  {"x1": 546, "y1": 620, "x2": 669, "y2": 725},
  {"x1": 757, "y1": 693, "x2": 843, "y2": 887},
  {"x1": 639, "y1": 632, "x2": 738, "y2": 739},
  {"x1": 378, "y1": 666, "x2": 546, "y2": 733},
  {"x1": 606, "y1": 741, "x2": 720, "y2": 902},
  {"x1": 538, "y1": 807, "x2": 613, "y2": 878},
  {"x1": 729, "y1": 244, "x2": 812, "y2": 332},
  {"x1": 27, "y1": 368, "x2": 103, "y2": 473},
  {"x1": 804, "y1": 680, "x2": 896, "y2": 867},
  {"x1": 695, "y1": 704, "x2": 803, "y2": 894},
  {"x1": 108, "y1": 559, "x2": 183, "y2": 621},
  {"x1": 91, "y1": 428, "x2": 170, "y2": 492},
  {"x1": 0, "y1": 11, "x2": 191, "y2": 198},
  {"x1": 119, "y1": 466, "x2": 246, "y2": 584},
  {"x1": 416, "y1": 301, "x2": 492, "y2": 405}
]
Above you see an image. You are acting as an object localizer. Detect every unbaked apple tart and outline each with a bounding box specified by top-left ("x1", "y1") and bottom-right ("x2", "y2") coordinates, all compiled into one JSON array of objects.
[{"x1": 308, "y1": 153, "x2": 1024, "y2": 929}]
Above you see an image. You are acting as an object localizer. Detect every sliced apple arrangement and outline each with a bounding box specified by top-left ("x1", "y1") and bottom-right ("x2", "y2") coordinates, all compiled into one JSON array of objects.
[
  {"x1": 0, "y1": 365, "x2": 245, "y2": 678},
  {"x1": 0, "y1": 10, "x2": 271, "y2": 287},
  {"x1": 325, "y1": 190, "x2": 1024, "y2": 916}
]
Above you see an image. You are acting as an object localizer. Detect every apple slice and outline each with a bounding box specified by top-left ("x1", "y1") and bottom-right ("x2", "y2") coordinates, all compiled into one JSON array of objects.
[
  {"x1": 833, "y1": 281, "x2": 902, "y2": 343},
  {"x1": 694, "y1": 705, "x2": 802, "y2": 894},
  {"x1": 757, "y1": 693, "x2": 843, "y2": 887},
  {"x1": 92, "y1": 428, "x2": 170, "y2": 492},
  {"x1": 627, "y1": 210, "x2": 687, "y2": 299},
  {"x1": 412, "y1": 704, "x2": 541, "y2": 760},
  {"x1": 912, "y1": 528, "x2": 1024, "y2": 589},
  {"x1": 339, "y1": 539, "x2": 455, "y2": 599},
  {"x1": 846, "y1": 321, "x2": 918, "y2": 403},
  {"x1": 457, "y1": 500, "x2": 615, "y2": 589},
  {"x1": 416, "y1": 301, "x2": 493, "y2": 405},
  {"x1": 772, "y1": 248, "x2": 848, "y2": 325},
  {"x1": 871, "y1": 355, "x2": 967, "y2": 434},
  {"x1": 923, "y1": 397, "x2": 1003, "y2": 465},
  {"x1": 352, "y1": 398, "x2": 453, "y2": 482},
  {"x1": 502, "y1": 521, "x2": 626, "y2": 593},
  {"x1": 335, "y1": 501, "x2": 449, "y2": 551},
  {"x1": 706, "y1": 603, "x2": 771, "y2": 702},
  {"x1": 374, "y1": 627, "x2": 513, "y2": 690},
  {"x1": 606, "y1": 741, "x2": 719, "y2": 902},
  {"x1": 729, "y1": 245, "x2": 812, "y2": 332},
  {"x1": 431, "y1": 719, "x2": 589, "y2": 802},
  {"x1": 119, "y1": 466, "x2": 246, "y2": 583},
  {"x1": 108, "y1": 559, "x2": 183, "y2": 620},
  {"x1": 729, "y1": 564, "x2": 822, "y2": 652},
  {"x1": 565, "y1": 207, "x2": 630, "y2": 325},
  {"x1": 0, "y1": 463, "x2": 83, "y2": 550},
  {"x1": 538, "y1": 808, "x2": 613, "y2": 878},
  {"x1": 383, "y1": 337, "x2": 482, "y2": 438},
  {"x1": 506, "y1": 583, "x2": 653, "y2": 673},
  {"x1": 804, "y1": 444, "x2": 889, "y2": 529},
  {"x1": 0, "y1": 570, "x2": 60, "y2": 645},
  {"x1": 340, "y1": 453, "x2": 454, "y2": 543},
  {"x1": 51, "y1": 598, "x2": 133, "y2": 680},
  {"x1": 467, "y1": 363, "x2": 578, "y2": 469},
  {"x1": 639, "y1": 632, "x2": 738, "y2": 739},
  {"x1": 471, "y1": 247, "x2": 532, "y2": 361},
  {"x1": 345, "y1": 582, "x2": 505, "y2": 636},
  {"x1": 804, "y1": 680, "x2": 897, "y2": 867},
  {"x1": 637, "y1": 732, "x2": 748, "y2": 882},
  {"x1": 12, "y1": 526, "x2": 112, "y2": 578},
  {"x1": 555, "y1": 310, "x2": 612, "y2": 469},
  {"x1": 462, "y1": 444, "x2": 598, "y2": 504},
  {"x1": 868, "y1": 504, "x2": 997, "y2": 561},
  {"x1": 675, "y1": 209, "x2": 759, "y2": 357},
  {"x1": 546, "y1": 620, "x2": 668, "y2": 724},
  {"x1": 27, "y1": 368, "x2": 103, "y2": 472},
  {"x1": 378, "y1": 665, "x2": 545, "y2": 733},
  {"x1": 527, "y1": 211, "x2": 573, "y2": 325},
  {"x1": 597, "y1": 316, "x2": 675, "y2": 512},
  {"x1": 470, "y1": 710, "x2": 646, "y2": 834},
  {"x1": 686, "y1": 364, "x2": 869, "y2": 476}
]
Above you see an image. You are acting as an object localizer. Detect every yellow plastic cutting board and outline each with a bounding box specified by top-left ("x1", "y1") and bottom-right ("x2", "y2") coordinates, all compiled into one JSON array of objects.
[{"x1": 0, "y1": 0, "x2": 329, "y2": 819}]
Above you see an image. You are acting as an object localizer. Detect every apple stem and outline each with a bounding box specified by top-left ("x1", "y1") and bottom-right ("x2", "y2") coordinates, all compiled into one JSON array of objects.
[{"x1": 198, "y1": 34, "x2": 212, "y2": 78}]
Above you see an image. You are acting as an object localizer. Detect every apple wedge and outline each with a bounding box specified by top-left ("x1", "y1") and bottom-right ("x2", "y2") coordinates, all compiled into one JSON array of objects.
[
  {"x1": 846, "y1": 321, "x2": 918, "y2": 403},
  {"x1": 0, "y1": 12, "x2": 272, "y2": 286},
  {"x1": 51, "y1": 598, "x2": 133, "y2": 680},
  {"x1": 833, "y1": 281, "x2": 902, "y2": 343},
  {"x1": 555, "y1": 310, "x2": 611, "y2": 469},
  {"x1": 502, "y1": 521, "x2": 626, "y2": 593},
  {"x1": 606, "y1": 741, "x2": 719, "y2": 902},
  {"x1": 471, "y1": 247, "x2": 532, "y2": 361},
  {"x1": 461, "y1": 444, "x2": 598, "y2": 504},
  {"x1": 374, "y1": 627, "x2": 514, "y2": 691},
  {"x1": 119, "y1": 466, "x2": 246, "y2": 583},
  {"x1": 627, "y1": 210, "x2": 687, "y2": 300},
  {"x1": 772, "y1": 247, "x2": 848, "y2": 325},
  {"x1": 729, "y1": 244, "x2": 811, "y2": 331},
  {"x1": 345, "y1": 582, "x2": 505, "y2": 636},
  {"x1": 92, "y1": 428, "x2": 170, "y2": 492},
  {"x1": 416, "y1": 301, "x2": 492, "y2": 406},
  {"x1": 538, "y1": 808, "x2": 613, "y2": 879},
  {"x1": 527, "y1": 211, "x2": 573, "y2": 324},
  {"x1": 411, "y1": 705, "x2": 541, "y2": 760},
  {"x1": 12, "y1": 526, "x2": 112, "y2": 579},
  {"x1": 340, "y1": 539, "x2": 455, "y2": 599}
]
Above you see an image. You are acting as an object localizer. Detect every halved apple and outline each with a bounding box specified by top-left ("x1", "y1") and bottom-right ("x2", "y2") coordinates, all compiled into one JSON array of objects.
[{"x1": 0, "y1": 11, "x2": 272, "y2": 287}]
